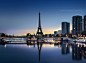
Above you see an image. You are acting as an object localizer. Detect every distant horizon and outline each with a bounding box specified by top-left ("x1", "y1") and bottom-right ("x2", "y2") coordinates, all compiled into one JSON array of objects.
[{"x1": 1, "y1": 23, "x2": 72, "y2": 36}]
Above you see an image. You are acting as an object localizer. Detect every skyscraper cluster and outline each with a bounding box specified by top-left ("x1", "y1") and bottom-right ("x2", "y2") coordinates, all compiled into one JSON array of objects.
[
  {"x1": 72, "y1": 15, "x2": 86, "y2": 35},
  {"x1": 61, "y1": 15, "x2": 86, "y2": 36}
]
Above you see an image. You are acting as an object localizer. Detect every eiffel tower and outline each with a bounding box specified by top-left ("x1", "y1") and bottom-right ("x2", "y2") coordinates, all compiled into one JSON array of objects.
[{"x1": 36, "y1": 12, "x2": 43, "y2": 36}]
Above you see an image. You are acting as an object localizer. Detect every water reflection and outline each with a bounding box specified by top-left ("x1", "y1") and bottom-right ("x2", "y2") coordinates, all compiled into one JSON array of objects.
[
  {"x1": 62, "y1": 43, "x2": 70, "y2": 54},
  {"x1": 26, "y1": 41, "x2": 62, "y2": 61},
  {"x1": 27, "y1": 41, "x2": 42, "y2": 61},
  {"x1": 37, "y1": 42, "x2": 42, "y2": 61},
  {"x1": 82, "y1": 47, "x2": 86, "y2": 59},
  {"x1": 72, "y1": 44, "x2": 86, "y2": 60},
  {"x1": 54, "y1": 43, "x2": 62, "y2": 48},
  {"x1": 4, "y1": 44, "x2": 6, "y2": 48},
  {"x1": 26, "y1": 41, "x2": 86, "y2": 62},
  {"x1": 27, "y1": 41, "x2": 35, "y2": 47}
]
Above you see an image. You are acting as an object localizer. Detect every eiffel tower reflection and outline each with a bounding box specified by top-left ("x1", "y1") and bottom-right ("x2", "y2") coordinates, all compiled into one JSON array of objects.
[
  {"x1": 27, "y1": 41, "x2": 42, "y2": 61},
  {"x1": 37, "y1": 42, "x2": 42, "y2": 61}
]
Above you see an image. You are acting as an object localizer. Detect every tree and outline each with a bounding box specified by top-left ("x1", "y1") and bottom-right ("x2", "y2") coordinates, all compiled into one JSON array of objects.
[
  {"x1": 0, "y1": 33, "x2": 6, "y2": 37},
  {"x1": 26, "y1": 33, "x2": 31, "y2": 37}
]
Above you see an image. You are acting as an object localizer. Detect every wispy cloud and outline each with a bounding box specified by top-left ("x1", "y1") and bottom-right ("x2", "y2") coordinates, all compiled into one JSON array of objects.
[{"x1": 60, "y1": 10, "x2": 82, "y2": 11}]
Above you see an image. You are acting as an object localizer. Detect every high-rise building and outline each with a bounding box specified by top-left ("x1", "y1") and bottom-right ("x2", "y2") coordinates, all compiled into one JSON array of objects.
[
  {"x1": 62, "y1": 22, "x2": 70, "y2": 34},
  {"x1": 84, "y1": 15, "x2": 86, "y2": 31},
  {"x1": 82, "y1": 19, "x2": 84, "y2": 31},
  {"x1": 72, "y1": 16, "x2": 82, "y2": 35},
  {"x1": 57, "y1": 30, "x2": 62, "y2": 34}
]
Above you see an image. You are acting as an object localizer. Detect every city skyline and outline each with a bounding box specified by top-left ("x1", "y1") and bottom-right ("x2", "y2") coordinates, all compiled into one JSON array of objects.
[{"x1": 0, "y1": 0, "x2": 86, "y2": 36}]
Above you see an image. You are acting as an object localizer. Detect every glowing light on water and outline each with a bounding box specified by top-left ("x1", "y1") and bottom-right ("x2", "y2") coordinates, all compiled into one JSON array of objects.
[
  {"x1": 43, "y1": 45, "x2": 45, "y2": 47},
  {"x1": 66, "y1": 44, "x2": 67, "y2": 47},
  {"x1": 81, "y1": 44, "x2": 82, "y2": 47},
  {"x1": 50, "y1": 44, "x2": 54, "y2": 47},
  {"x1": 5, "y1": 44, "x2": 6, "y2": 48},
  {"x1": 78, "y1": 44, "x2": 79, "y2": 47},
  {"x1": 29, "y1": 45, "x2": 30, "y2": 47}
]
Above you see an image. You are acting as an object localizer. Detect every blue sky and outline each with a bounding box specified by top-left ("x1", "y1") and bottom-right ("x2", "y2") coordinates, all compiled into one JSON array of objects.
[{"x1": 0, "y1": 0, "x2": 86, "y2": 35}]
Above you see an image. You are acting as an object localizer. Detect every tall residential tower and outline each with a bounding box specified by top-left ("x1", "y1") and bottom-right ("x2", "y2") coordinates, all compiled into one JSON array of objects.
[
  {"x1": 84, "y1": 15, "x2": 86, "y2": 31},
  {"x1": 62, "y1": 22, "x2": 70, "y2": 34},
  {"x1": 72, "y1": 16, "x2": 82, "y2": 35}
]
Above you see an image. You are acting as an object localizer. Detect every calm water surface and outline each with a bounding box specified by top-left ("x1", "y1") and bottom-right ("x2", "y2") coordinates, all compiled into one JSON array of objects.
[{"x1": 0, "y1": 43, "x2": 86, "y2": 63}]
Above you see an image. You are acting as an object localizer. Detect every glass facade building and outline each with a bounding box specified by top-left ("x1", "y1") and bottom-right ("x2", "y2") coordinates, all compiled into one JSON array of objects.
[
  {"x1": 62, "y1": 22, "x2": 70, "y2": 34},
  {"x1": 72, "y1": 16, "x2": 82, "y2": 35},
  {"x1": 82, "y1": 19, "x2": 84, "y2": 31},
  {"x1": 84, "y1": 15, "x2": 86, "y2": 31}
]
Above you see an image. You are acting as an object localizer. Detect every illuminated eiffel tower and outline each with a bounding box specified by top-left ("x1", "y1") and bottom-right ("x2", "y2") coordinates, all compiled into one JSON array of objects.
[{"x1": 36, "y1": 12, "x2": 43, "y2": 36}]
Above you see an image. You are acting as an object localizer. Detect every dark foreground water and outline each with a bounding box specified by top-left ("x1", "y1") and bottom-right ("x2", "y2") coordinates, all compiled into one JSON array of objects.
[{"x1": 0, "y1": 43, "x2": 86, "y2": 63}]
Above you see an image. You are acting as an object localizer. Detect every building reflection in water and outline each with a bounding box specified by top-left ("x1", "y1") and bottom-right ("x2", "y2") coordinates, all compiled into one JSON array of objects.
[
  {"x1": 37, "y1": 42, "x2": 42, "y2": 61},
  {"x1": 27, "y1": 41, "x2": 42, "y2": 61},
  {"x1": 82, "y1": 47, "x2": 86, "y2": 59},
  {"x1": 26, "y1": 41, "x2": 86, "y2": 61},
  {"x1": 72, "y1": 44, "x2": 82, "y2": 60},
  {"x1": 54, "y1": 43, "x2": 62, "y2": 48},
  {"x1": 62, "y1": 43, "x2": 70, "y2": 54},
  {"x1": 72, "y1": 44, "x2": 86, "y2": 60},
  {"x1": 27, "y1": 41, "x2": 35, "y2": 47}
]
